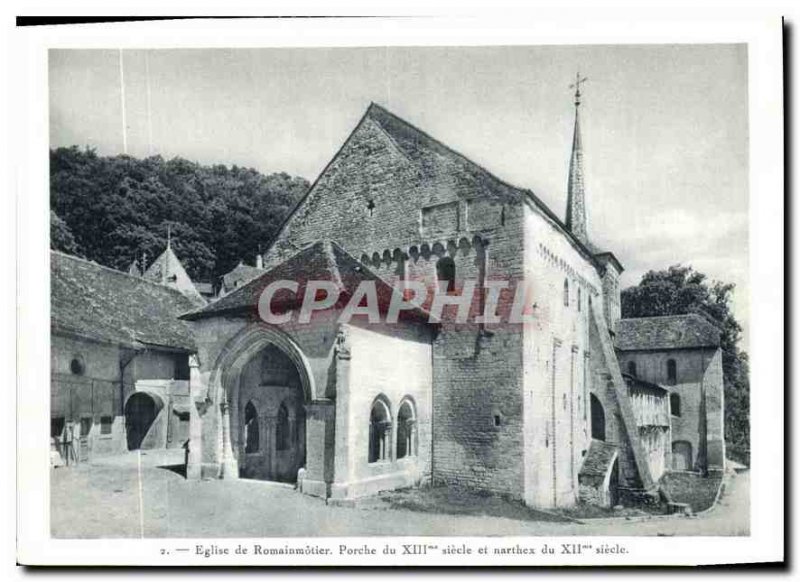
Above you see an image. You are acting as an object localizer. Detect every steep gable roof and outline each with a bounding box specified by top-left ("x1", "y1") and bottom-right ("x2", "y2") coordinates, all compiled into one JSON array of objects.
[
  {"x1": 182, "y1": 240, "x2": 431, "y2": 324},
  {"x1": 266, "y1": 103, "x2": 603, "y2": 268},
  {"x1": 51, "y1": 251, "x2": 197, "y2": 351},
  {"x1": 616, "y1": 314, "x2": 721, "y2": 351}
]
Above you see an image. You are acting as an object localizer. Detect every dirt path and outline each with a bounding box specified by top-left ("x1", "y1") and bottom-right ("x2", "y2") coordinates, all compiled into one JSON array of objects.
[{"x1": 50, "y1": 459, "x2": 749, "y2": 538}]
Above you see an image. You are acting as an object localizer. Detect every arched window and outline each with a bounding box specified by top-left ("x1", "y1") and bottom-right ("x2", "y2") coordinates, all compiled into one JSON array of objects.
[
  {"x1": 670, "y1": 393, "x2": 681, "y2": 417},
  {"x1": 276, "y1": 402, "x2": 290, "y2": 451},
  {"x1": 627, "y1": 361, "x2": 637, "y2": 377},
  {"x1": 396, "y1": 399, "x2": 416, "y2": 459},
  {"x1": 244, "y1": 401, "x2": 259, "y2": 453},
  {"x1": 368, "y1": 398, "x2": 392, "y2": 463},
  {"x1": 436, "y1": 257, "x2": 456, "y2": 294},
  {"x1": 590, "y1": 393, "x2": 606, "y2": 441},
  {"x1": 563, "y1": 279, "x2": 569, "y2": 306},
  {"x1": 667, "y1": 359, "x2": 677, "y2": 384}
]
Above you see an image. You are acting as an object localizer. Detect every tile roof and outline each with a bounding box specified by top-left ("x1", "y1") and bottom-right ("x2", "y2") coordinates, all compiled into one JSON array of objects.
[
  {"x1": 51, "y1": 251, "x2": 197, "y2": 351},
  {"x1": 221, "y1": 262, "x2": 265, "y2": 291},
  {"x1": 616, "y1": 314, "x2": 721, "y2": 351},
  {"x1": 182, "y1": 240, "x2": 432, "y2": 325}
]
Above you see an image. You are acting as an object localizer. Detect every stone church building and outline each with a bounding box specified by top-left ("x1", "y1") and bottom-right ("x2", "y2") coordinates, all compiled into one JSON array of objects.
[{"x1": 165, "y1": 91, "x2": 721, "y2": 509}]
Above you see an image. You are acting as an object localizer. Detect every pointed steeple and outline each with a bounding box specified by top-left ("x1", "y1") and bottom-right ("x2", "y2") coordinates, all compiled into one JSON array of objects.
[
  {"x1": 143, "y1": 235, "x2": 206, "y2": 306},
  {"x1": 566, "y1": 72, "x2": 589, "y2": 245}
]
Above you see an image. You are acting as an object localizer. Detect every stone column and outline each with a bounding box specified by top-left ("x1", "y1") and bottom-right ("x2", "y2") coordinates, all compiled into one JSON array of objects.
[
  {"x1": 302, "y1": 400, "x2": 336, "y2": 498},
  {"x1": 186, "y1": 354, "x2": 203, "y2": 480},
  {"x1": 219, "y1": 400, "x2": 239, "y2": 479},
  {"x1": 330, "y1": 328, "x2": 352, "y2": 500}
]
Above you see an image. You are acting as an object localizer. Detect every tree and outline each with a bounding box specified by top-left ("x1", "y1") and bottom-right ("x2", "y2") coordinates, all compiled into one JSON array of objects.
[
  {"x1": 49, "y1": 147, "x2": 309, "y2": 283},
  {"x1": 50, "y1": 211, "x2": 81, "y2": 255},
  {"x1": 621, "y1": 264, "x2": 750, "y2": 464}
]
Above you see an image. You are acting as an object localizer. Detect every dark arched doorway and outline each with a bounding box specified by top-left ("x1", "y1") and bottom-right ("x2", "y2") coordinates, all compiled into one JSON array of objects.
[
  {"x1": 125, "y1": 392, "x2": 163, "y2": 450},
  {"x1": 237, "y1": 343, "x2": 307, "y2": 483},
  {"x1": 590, "y1": 393, "x2": 606, "y2": 441}
]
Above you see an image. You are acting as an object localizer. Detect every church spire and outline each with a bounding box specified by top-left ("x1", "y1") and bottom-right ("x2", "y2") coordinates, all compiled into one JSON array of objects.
[{"x1": 566, "y1": 72, "x2": 589, "y2": 245}]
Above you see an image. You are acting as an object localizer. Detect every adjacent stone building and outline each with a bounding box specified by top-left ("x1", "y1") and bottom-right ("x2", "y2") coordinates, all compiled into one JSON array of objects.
[
  {"x1": 615, "y1": 314, "x2": 725, "y2": 472},
  {"x1": 50, "y1": 250, "x2": 198, "y2": 461}
]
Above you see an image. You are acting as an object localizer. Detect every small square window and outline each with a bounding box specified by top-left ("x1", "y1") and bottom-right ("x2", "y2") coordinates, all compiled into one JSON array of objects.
[{"x1": 100, "y1": 416, "x2": 113, "y2": 435}]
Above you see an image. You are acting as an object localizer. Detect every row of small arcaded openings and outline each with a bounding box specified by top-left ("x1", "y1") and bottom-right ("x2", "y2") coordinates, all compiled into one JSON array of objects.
[{"x1": 359, "y1": 235, "x2": 487, "y2": 268}]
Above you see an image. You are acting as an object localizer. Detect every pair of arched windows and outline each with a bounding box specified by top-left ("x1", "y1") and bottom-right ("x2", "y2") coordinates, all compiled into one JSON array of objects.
[
  {"x1": 368, "y1": 397, "x2": 417, "y2": 463},
  {"x1": 243, "y1": 400, "x2": 292, "y2": 454}
]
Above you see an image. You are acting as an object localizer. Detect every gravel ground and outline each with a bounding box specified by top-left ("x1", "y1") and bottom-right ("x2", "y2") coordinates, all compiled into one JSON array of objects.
[{"x1": 50, "y1": 454, "x2": 749, "y2": 538}]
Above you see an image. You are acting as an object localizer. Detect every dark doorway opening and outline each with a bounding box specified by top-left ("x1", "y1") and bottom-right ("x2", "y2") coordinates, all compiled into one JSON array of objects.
[
  {"x1": 609, "y1": 458, "x2": 620, "y2": 506},
  {"x1": 125, "y1": 393, "x2": 160, "y2": 450},
  {"x1": 590, "y1": 393, "x2": 606, "y2": 441}
]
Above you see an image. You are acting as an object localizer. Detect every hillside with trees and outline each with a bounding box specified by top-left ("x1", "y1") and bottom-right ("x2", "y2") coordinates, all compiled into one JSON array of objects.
[
  {"x1": 49, "y1": 146, "x2": 309, "y2": 284},
  {"x1": 621, "y1": 265, "x2": 750, "y2": 465}
]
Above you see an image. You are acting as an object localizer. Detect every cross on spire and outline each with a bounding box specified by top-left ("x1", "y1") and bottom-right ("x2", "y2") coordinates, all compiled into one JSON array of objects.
[{"x1": 570, "y1": 72, "x2": 589, "y2": 107}]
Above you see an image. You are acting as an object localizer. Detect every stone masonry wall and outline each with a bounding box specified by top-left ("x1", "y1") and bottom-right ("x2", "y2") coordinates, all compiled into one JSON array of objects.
[{"x1": 522, "y1": 205, "x2": 605, "y2": 508}]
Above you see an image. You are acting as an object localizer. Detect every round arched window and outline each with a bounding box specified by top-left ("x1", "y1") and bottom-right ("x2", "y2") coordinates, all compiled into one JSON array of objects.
[{"x1": 70, "y1": 355, "x2": 85, "y2": 375}]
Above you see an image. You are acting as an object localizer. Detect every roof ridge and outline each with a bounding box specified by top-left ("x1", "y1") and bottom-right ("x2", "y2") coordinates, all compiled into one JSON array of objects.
[{"x1": 51, "y1": 250, "x2": 192, "y2": 301}]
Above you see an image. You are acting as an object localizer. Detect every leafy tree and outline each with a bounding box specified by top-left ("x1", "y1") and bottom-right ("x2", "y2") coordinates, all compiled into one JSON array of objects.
[
  {"x1": 621, "y1": 265, "x2": 750, "y2": 464},
  {"x1": 50, "y1": 211, "x2": 81, "y2": 255},
  {"x1": 49, "y1": 147, "x2": 309, "y2": 284}
]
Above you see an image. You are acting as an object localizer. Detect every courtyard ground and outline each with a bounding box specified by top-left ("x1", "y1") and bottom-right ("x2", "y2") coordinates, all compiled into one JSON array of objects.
[{"x1": 50, "y1": 450, "x2": 749, "y2": 538}]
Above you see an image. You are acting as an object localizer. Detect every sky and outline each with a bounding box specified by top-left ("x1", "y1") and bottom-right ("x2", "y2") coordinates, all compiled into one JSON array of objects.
[{"x1": 49, "y1": 45, "x2": 749, "y2": 347}]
